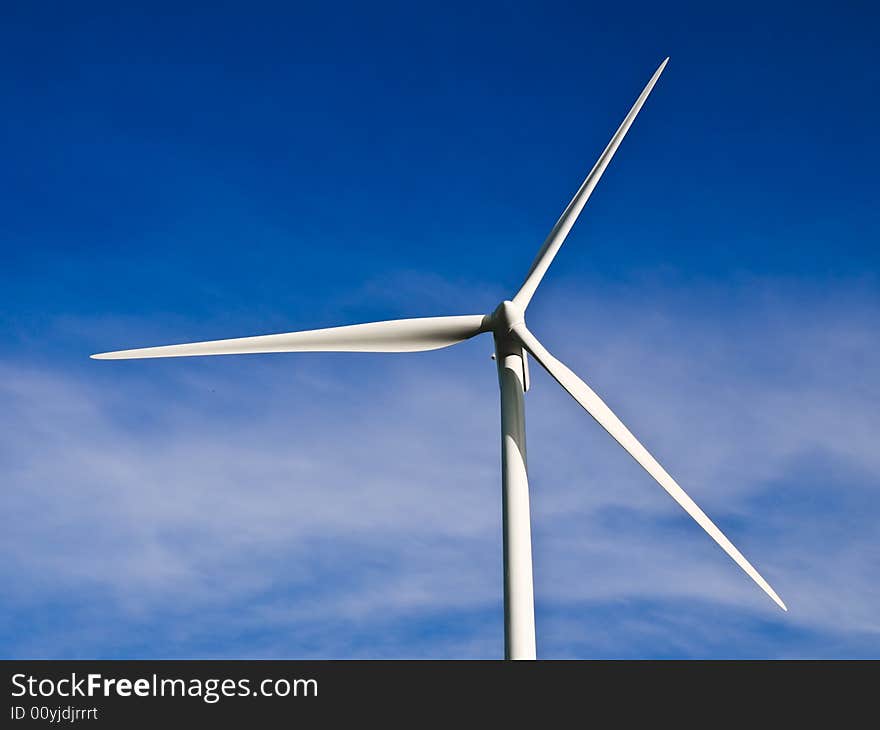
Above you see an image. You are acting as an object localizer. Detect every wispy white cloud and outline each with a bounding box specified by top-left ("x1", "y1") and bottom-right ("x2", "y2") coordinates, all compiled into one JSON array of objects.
[{"x1": 1, "y1": 274, "x2": 878, "y2": 657}]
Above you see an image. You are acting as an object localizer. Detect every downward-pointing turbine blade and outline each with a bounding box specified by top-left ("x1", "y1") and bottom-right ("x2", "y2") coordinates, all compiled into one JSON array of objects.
[
  {"x1": 512, "y1": 323, "x2": 787, "y2": 611},
  {"x1": 91, "y1": 314, "x2": 488, "y2": 359},
  {"x1": 513, "y1": 58, "x2": 669, "y2": 310}
]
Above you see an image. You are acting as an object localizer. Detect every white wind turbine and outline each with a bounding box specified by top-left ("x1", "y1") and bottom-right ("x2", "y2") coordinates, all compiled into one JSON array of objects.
[{"x1": 92, "y1": 58, "x2": 786, "y2": 660}]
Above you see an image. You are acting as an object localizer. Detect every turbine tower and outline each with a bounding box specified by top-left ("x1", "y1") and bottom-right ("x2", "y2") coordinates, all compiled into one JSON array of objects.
[{"x1": 92, "y1": 58, "x2": 786, "y2": 660}]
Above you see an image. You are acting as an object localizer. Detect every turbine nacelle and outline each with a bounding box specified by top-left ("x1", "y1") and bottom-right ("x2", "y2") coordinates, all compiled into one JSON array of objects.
[{"x1": 487, "y1": 301, "x2": 530, "y2": 392}]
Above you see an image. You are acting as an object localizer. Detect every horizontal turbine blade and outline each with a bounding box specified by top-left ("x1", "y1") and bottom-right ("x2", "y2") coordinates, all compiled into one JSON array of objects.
[
  {"x1": 513, "y1": 323, "x2": 787, "y2": 611},
  {"x1": 513, "y1": 58, "x2": 668, "y2": 310},
  {"x1": 91, "y1": 314, "x2": 488, "y2": 360}
]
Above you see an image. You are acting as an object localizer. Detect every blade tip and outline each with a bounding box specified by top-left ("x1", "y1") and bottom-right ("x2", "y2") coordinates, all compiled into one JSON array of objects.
[{"x1": 769, "y1": 590, "x2": 788, "y2": 612}]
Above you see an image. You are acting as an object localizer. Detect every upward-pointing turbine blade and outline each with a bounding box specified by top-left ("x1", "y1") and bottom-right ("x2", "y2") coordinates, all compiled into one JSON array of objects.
[
  {"x1": 513, "y1": 58, "x2": 668, "y2": 310},
  {"x1": 91, "y1": 314, "x2": 488, "y2": 359},
  {"x1": 512, "y1": 323, "x2": 787, "y2": 611}
]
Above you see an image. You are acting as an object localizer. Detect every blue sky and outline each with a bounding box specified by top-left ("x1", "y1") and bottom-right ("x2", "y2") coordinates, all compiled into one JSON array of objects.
[{"x1": 1, "y1": 1, "x2": 878, "y2": 658}]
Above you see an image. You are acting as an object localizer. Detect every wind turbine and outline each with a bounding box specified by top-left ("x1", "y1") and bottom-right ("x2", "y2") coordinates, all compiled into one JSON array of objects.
[{"x1": 92, "y1": 58, "x2": 786, "y2": 660}]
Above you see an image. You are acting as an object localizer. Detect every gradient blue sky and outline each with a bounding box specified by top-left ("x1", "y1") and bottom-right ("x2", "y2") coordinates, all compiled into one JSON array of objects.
[{"x1": 2, "y1": 1, "x2": 878, "y2": 658}]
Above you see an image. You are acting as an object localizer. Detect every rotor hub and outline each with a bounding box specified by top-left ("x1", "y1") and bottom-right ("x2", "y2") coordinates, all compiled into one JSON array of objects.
[{"x1": 488, "y1": 300, "x2": 525, "y2": 335}]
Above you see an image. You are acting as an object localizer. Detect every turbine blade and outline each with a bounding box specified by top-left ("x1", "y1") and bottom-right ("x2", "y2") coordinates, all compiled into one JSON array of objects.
[
  {"x1": 91, "y1": 314, "x2": 488, "y2": 360},
  {"x1": 512, "y1": 323, "x2": 787, "y2": 611},
  {"x1": 513, "y1": 58, "x2": 668, "y2": 310}
]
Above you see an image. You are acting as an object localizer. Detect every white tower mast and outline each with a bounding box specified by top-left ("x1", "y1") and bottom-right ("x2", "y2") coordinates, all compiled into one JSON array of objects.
[{"x1": 494, "y1": 308, "x2": 536, "y2": 659}]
